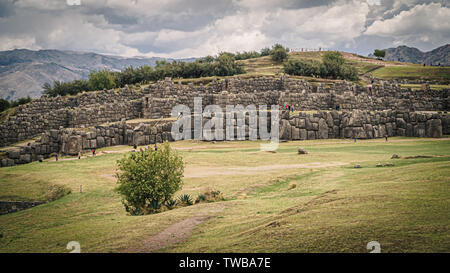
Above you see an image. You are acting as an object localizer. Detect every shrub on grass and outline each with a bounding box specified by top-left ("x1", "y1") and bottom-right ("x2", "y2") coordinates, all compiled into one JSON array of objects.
[
  {"x1": 45, "y1": 184, "x2": 72, "y2": 202},
  {"x1": 195, "y1": 188, "x2": 224, "y2": 203},
  {"x1": 165, "y1": 199, "x2": 178, "y2": 210},
  {"x1": 115, "y1": 141, "x2": 184, "y2": 215},
  {"x1": 179, "y1": 194, "x2": 193, "y2": 206}
]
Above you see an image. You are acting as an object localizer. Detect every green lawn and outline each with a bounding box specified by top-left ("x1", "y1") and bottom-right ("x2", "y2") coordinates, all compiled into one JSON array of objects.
[
  {"x1": 370, "y1": 65, "x2": 450, "y2": 82},
  {"x1": 0, "y1": 138, "x2": 449, "y2": 252}
]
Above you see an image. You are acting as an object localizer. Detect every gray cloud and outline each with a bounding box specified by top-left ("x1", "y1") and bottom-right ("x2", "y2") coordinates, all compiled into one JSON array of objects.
[
  {"x1": 0, "y1": 0, "x2": 16, "y2": 17},
  {"x1": 0, "y1": 0, "x2": 448, "y2": 58}
]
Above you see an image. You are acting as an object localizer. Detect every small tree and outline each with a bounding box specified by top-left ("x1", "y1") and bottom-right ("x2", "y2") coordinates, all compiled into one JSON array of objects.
[
  {"x1": 260, "y1": 47, "x2": 271, "y2": 56},
  {"x1": 270, "y1": 44, "x2": 288, "y2": 62},
  {"x1": 373, "y1": 49, "x2": 386, "y2": 59},
  {"x1": 115, "y1": 142, "x2": 184, "y2": 215}
]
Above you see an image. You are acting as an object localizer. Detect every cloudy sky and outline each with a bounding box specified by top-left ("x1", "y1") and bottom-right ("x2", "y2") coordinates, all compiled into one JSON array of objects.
[{"x1": 0, "y1": 0, "x2": 448, "y2": 58}]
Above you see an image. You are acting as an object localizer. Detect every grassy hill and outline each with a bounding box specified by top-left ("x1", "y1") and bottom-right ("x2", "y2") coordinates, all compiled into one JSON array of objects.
[{"x1": 237, "y1": 51, "x2": 450, "y2": 85}]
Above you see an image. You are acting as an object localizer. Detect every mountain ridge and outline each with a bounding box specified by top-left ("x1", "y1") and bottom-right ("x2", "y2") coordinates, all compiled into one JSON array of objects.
[{"x1": 382, "y1": 44, "x2": 449, "y2": 66}]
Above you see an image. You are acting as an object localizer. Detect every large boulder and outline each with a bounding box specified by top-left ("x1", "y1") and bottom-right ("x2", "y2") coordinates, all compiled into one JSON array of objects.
[
  {"x1": 65, "y1": 135, "x2": 82, "y2": 155},
  {"x1": 317, "y1": 118, "x2": 328, "y2": 139},
  {"x1": 96, "y1": 136, "x2": 105, "y2": 148}
]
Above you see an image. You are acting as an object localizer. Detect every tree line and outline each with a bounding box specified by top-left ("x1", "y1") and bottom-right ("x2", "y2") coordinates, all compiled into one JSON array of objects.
[
  {"x1": 42, "y1": 53, "x2": 245, "y2": 97},
  {"x1": 41, "y1": 44, "x2": 292, "y2": 97},
  {"x1": 0, "y1": 97, "x2": 33, "y2": 113}
]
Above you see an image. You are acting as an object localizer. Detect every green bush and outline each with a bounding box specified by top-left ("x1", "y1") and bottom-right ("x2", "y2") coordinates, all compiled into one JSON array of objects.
[
  {"x1": 195, "y1": 188, "x2": 224, "y2": 204},
  {"x1": 0, "y1": 99, "x2": 10, "y2": 112},
  {"x1": 260, "y1": 47, "x2": 271, "y2": 56},
  {"x1": 115, "y1": 142, "x2": 185, "y2": 215},
  {"x1": 45, "y1": 184, "x2": 72, "y2": 202},
  {"x1": 10, "y1": 96, "x2": 32, "y2": 108},
  {"x1": 270, "y1": 44, "x2": 289, "y2": 62},
  {"x1": 283, "y1": 51, "x2": 359, "y2": 81},
  {"x1": 88, "y1": 69, "x2": 116, "y2": 91},
  {"x1": 338, "y1": 65, "x2": 359, "y2": 81},
  {"x1": 322, "y1": 51, "x2": 345, "y2": 78},
  {"x1": 165, "y1": 199, "x2": 178, "y2": 210},
  {"x1": 178, "y1": 194, "x2": 193, "y2": 206},
  {"x1": 284, "y1": 59, "x2": 322, "y2": 77}
]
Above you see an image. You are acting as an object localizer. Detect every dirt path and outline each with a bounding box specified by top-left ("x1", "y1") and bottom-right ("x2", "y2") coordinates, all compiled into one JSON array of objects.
[
  {"x1": 99, "y1": 173, "x2": 116, "y2": 181},
  {"x1": 124, "y1": 216, "x2": 210, "y2": 253},
  {"x1": 123, "y1": 204, "x2": 226, "y2": 253}
]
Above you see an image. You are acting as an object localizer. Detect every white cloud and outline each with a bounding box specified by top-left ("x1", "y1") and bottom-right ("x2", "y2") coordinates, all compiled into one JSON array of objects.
[
  {"x1": 364, "y1": 2, "x2": 450, "y2": 49},
  {"x1": 0, "y1": 0, "x2": 448, "y2": 58}
]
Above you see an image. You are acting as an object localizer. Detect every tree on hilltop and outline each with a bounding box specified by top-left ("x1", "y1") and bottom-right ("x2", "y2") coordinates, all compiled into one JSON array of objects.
[
  {"x1": 373, "y1": 49, "x2": 386, "y2": 59},
  {"x1": 270, "y1": 43, "x2": 289, "y2": 62}
]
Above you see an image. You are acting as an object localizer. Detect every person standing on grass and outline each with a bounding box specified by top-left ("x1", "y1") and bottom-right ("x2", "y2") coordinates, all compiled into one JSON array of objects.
[
  {"x1": 78, "y1": 152, "x2": 81, "y2": 159},
  {"x1": 133, "y1": 144, "x2": 137, "y2": 150},
  {"x1": 154, "y1": 144, "x2": 158, "y2": 151},
  {"x1": 354, "y1": 137, "x2": 357, "y2": 143},
  {"x1": 55, "y1": 154, "x2": 58, "y2": 161},
  {"x1": 385, "y1": 135, "x2": 388, "y2": 142},
  {"x1": 92, "y1": 149, "x2": 95, "y2": 156}
]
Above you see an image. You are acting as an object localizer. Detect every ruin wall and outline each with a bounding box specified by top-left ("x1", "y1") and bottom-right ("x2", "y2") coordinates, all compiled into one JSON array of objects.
[{"x1": 1, "y1": 110, "x2": 448, "y2": 168}]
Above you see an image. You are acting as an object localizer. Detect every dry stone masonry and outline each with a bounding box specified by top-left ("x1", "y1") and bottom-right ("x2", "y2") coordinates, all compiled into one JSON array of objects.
[{"x1": 0, "y1": 76, "x2": 448, "y2": 167}]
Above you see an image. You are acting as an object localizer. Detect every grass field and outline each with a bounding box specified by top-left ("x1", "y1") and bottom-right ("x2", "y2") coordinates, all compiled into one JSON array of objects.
[
  {"x1": 0, "y1": 137, "x2": 449, "y2": 253},
  {"x1": 370, "y1": 65, "x2": 450, "y2": 82}
]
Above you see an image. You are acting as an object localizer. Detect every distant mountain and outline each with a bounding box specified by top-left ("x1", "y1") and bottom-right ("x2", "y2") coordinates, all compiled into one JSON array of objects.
[
  {"x1": 0, "y1": 49, "x2": 195, "y2": 101},
  {"x1": 381, "y1": 44, "x2": 450, "y2": 66}
]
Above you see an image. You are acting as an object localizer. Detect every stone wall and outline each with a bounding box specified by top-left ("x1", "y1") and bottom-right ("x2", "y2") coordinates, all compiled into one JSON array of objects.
[
  {"x1": 0, "y1": 86, "x2": 142, "y2": 147},
  {"x1": 1, "y1": 110, "x2": 447, "y2": 168},
  {"x1": 142, "y1": 77, "x2": 449, "y2": 119},
  {"x1": 0, "y1": 201, "x2": 44, "y2": 215},
  {"x1": 279, "y1": 110, "x2": 444, "y2": 141},
  {"x1": 1, "y1": 76, "x2": 448, "y2": 149}
]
